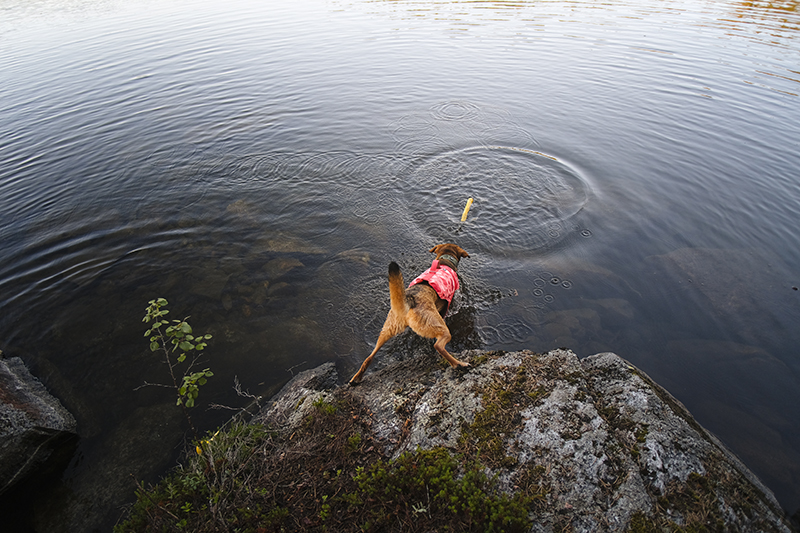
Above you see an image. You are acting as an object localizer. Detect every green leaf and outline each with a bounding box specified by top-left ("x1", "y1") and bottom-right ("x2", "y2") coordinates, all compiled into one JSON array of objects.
[
  {"x1": 144, "y1": 330, "x2": 151, "y2": 337},
  {"x1": 205, "y1": 371, "x2": 214, "y2": 377},
  {"x1": 158, "y1": 298, "x2": 168, "y2": 306},
  {"x1": 180, "y1": 323, "x2": 192, "y2": 334},
  {"x1": 150, "y1": 341, "x2": 159, "y2": 352},
  {"x1": 204, "y1": 334, "x2": 213, "y2": 340},
  {"x1": 198, "y1": 378, "x2": 207, "y2": 386},
  {"x1": 186, "y1": 334, "x2": 194, "y2": 341},
  {"x1": 177, "y1": 354, "x2": 186, "y2": 363},
  {"x1": 179, "y1": 386, "x2": 187, "y2": 395},
  {"x1": 179, "y1": 341, "x2": 193, "y2": 352},
  {"x1": 176, "y1": 398, "x2": 182, "y2": 406},
  {"x1": 185, "y1": 398, "x2": 195, "y2": 408}
]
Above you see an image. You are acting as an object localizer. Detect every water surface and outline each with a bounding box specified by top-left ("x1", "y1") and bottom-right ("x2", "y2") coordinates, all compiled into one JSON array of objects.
[{"x1": 1, "y1": 0, "x2": 799, "y2": 530}]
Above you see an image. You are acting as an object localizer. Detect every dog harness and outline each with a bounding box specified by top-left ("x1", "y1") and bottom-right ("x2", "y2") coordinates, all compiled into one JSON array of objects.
[{"x1": 408, "y1": 259, "x2": 459, "y2": 307}]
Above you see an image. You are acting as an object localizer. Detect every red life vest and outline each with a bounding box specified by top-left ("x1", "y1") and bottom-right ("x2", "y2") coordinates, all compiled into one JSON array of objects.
[{"x1": 408, "y1": 259, "x2": 459, "y2": 306}]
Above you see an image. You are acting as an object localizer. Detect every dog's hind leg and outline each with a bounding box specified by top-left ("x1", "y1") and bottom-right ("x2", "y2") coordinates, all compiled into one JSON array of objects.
[
  {"x1": 433, "y1": 331, "x2": 470, "y2": 370},
  {"x1": 349, "y1": 312, "x2": 407, "y2": 385},
  {"x1": 349, "y1": 261, "x2": 411, "y2": 385},
  {"x1": 408, "y1": 311, "x2": 470, "y2": 370}
]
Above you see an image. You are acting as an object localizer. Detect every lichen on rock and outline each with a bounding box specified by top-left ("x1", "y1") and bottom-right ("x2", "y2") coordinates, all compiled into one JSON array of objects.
[{"x1": 259, "y1": 348, "x2": 793, "y2": 532}]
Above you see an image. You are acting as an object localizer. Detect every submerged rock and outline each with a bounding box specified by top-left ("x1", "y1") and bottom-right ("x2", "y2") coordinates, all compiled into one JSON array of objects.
[
  {"x1": 259, "y1": 349, "x2": 793, "y2": 532},
  {"x1": 251, "y1": 233, "x2": 325, "y2": 255},
  {"x1": 263, "y1": 257, "x2": 304, "y2": 280},
  {"x1": 0, "y1": 355, "x2": 77, "y2": 495}
]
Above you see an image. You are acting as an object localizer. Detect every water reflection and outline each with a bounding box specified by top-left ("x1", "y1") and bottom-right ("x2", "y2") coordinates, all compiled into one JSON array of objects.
[
  {"x1": 347, "y1": 0, "x2": 800, "y2": 96},
  {"x1": 729, "y1": 0, "x2": 800, "y2": 27},
  {"x1": 2, "y1": 0, "x2": 800, "y2": 529}
]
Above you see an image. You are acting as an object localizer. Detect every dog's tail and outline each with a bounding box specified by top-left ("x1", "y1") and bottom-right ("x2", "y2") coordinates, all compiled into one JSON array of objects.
[{"x1": 387, "y1": 261, "x2": 407, "y2": 312}]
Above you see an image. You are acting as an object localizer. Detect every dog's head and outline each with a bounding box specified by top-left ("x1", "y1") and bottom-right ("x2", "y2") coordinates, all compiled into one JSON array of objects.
[{"x1": 429, "y1": 243, "x2": 470, "y2": 270}]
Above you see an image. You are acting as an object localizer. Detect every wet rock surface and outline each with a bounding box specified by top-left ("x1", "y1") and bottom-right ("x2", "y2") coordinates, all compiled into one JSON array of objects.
[
  {"x1": 259, "y1": 349, "x2": 794, "y2": 532},
  {"x1": 0, "y1": 355, "x2": 77, "y2": 495}
]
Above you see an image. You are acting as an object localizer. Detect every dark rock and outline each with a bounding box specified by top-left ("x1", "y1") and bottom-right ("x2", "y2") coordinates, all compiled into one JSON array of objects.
[
  {"x1": 0, "y1": 355, "x2": 78, "y2": 495},
  {"x1": 263, "y1": 257, "x2": 304, "y2": 280},
  {"x1": 30, "y1": 402, "x2": 183, "y2": 533},
  {"x1": 256, "y1": 349, "x2": 793, "y2": 532}
]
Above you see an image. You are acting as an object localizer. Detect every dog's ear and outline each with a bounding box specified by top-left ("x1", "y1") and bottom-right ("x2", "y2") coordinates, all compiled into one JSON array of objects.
[{"x1": 430, "y1": 244, "x2": 470, "y2": 258}]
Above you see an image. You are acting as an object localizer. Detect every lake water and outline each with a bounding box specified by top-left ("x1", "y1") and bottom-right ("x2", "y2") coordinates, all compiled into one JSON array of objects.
[{"x1": 1, "y1": 0, "x2": 799, "y2": 530}]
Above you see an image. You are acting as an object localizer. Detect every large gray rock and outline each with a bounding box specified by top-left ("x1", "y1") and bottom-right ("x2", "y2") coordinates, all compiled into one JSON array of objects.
[
  {"x1": 0, "y1": 355, "x2": 77, "y2": 495},
  {"x1": 259, "y1": 349, "x2": 793, "y2": 532}
]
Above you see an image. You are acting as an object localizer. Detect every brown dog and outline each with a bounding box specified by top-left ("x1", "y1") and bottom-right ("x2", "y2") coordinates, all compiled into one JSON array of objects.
[{"x1": 349, "y1": 243, "x2": 471, "y2": 385}]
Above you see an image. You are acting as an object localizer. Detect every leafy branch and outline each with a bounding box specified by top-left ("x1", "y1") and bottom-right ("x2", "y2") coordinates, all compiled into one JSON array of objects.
[{"x1": 143, "y1": 298, "x2": 213, "y2": 438}]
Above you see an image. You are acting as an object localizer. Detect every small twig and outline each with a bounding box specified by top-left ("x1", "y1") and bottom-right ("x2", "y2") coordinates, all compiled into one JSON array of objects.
[
  {"x1": 208, "y1": 403, "x2": 241, "y2": 411},
  {"x1": 286, "y1": 360, "x2": 308, "y2": 376},
  {"x1": 208, "y1": 376, "x2": 263, "y2": 415},
  {"x1": 185, "y1": 352, "x2": 204, "y2": 374},
  {"x1": 233, "y1": 376, "x2": 261, "y2": 401},
  {"x1": 133, "y1": 381, "x2": 173, "y2": 391}
]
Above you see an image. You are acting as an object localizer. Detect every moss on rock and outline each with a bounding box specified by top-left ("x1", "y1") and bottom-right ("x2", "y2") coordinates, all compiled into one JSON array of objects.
[{"x1": 115, "y1": 350, "x2": 794, "y2": 533}]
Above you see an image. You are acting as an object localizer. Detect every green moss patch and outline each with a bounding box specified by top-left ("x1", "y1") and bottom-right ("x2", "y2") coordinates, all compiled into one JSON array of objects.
[
  {"x1": 457, "y1": 354, "x2": 550, "y2": 469},
  {"x1": 352, "y1": 448, "x2": 531, "y2": 532},
  {"x1": 115, "y1": 390, "x2": 533, "y2": 533}
]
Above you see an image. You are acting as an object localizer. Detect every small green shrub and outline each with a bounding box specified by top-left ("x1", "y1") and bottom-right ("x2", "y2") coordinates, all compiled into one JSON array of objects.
[
  {"x1": 115, "y1": 423, "x2": 282, "y2": 533},
  {"x1": 142, "y1": 298, "x2": 213, "y2": 436},
  {"x1": 311, "y1": 395, "x2": 338, "y2": 416}
]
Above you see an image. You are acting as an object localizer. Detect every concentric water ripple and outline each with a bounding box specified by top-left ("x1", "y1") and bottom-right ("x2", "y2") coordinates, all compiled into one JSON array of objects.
[
  {"x1": 400, "y1": 146, "x2": 590, "y2": 254},
  {"x1": 392, "y1": 100, "x2": 539, "y2": 157},
  {"x1": 430, "y1": 101, "x2": 482, "y2": 121}
]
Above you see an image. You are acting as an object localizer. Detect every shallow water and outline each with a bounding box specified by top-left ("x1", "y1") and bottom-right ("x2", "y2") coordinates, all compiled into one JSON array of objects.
[{"x1": 1, "y1": 0, "x2": 799, "y2": 529}]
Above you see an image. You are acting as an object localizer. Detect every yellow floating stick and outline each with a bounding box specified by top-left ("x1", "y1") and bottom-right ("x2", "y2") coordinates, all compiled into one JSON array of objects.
[{"x1": 460, "y1": 197, "x2": 474, "y2": 222}]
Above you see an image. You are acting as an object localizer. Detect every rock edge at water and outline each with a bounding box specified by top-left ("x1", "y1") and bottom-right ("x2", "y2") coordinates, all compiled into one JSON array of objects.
[
  {"x1": 0, "y1": 355, "x2": 78, "y2": 495},
  {"x1": 257, "y1": 349, "x2": 793, "y2": 532}
]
